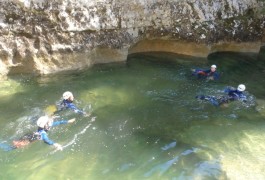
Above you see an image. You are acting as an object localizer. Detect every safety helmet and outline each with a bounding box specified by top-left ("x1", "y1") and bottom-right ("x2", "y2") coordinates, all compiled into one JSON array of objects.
[
  {"x1": 211, "y1": 64, "x2": 217, "y2": 69},
  {"x1": 237, "y1": 84, "x2": 246, "y2": 92},
  {"x1": 37, "y1": 116, "x2": 49, "y2": 128},
  {"x1": 63, "y1": 91, "x2": 73, "y2": 100}
]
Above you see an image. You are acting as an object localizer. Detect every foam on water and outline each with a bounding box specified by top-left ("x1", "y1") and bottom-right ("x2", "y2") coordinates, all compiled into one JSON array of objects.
[{"x1": 49, "y1": 116, "x2": 96, "y2": 155}]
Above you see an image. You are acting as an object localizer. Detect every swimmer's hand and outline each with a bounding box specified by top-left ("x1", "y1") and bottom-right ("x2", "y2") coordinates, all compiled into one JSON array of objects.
[
  {"x1": 67, "y1": 118, "x2": 76, "y2": 124},
  {"x1": 54, "y1": 143, "x2": 63, "y2": 151}
]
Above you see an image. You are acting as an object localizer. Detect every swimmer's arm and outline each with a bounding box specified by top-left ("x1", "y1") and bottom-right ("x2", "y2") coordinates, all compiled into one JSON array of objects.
[
  {"x1": 41, "y1": 133, "x2": 54, "y2": 145},
  {"x1": 52, "y1": 118, "x2": 76, "y2": 127},
  {"x1": 42, "y1": 135, "x2": 62, "y2": 150},
  {"x1": 74, "y1": 108, "x2": 82, "y2": 114},
  {"x1": 52, "y1": 120, "x2": 68, "y2": 127},
  {"x1": 41, "y1": 131, "x2": 64, "y2": 150},
  {"x1": 70, "y1": 104, "x2": 87, "y2": 115},
  {"x1": 69, "y1": 104, "x2": 88, "y2": 116},
  {"x1": 66, "y1": 103, "x2": 86, "y2": 115}
]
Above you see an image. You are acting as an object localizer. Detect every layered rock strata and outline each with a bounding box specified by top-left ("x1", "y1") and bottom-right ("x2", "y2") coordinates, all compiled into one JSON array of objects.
[{"x1": 0, "y1": 0, "x2": 264, "y2": 76}]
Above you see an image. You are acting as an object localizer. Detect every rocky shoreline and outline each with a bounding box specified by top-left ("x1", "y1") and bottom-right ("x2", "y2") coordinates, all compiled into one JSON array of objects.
[{"x1": 0, "y1": 0, "x2": 264, "y2": 76}]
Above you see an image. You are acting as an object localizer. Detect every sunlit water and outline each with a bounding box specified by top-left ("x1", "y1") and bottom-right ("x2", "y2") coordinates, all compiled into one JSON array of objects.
[{"x1": 0, "y1": 52, "x2": 265, "y2": 179}]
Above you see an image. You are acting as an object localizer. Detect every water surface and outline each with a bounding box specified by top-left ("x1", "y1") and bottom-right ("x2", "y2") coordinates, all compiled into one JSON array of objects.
[{"x1": 0, "y1": 52, "x2": 265, "y2": 179}]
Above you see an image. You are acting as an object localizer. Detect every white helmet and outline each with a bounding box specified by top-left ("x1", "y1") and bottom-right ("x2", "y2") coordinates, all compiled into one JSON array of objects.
[
  {"x1": 237, "y1": 84, "x2": 246, "y2": 92},
  {"x1": 63, "y1": 91, "x2": 73, "y2": 100},
  {"x1": 37, "y1": 116, "x2": 49, "y2": 128},
  {"x1": 211, "y1": 64, "x2": 217, "y2": 69}
]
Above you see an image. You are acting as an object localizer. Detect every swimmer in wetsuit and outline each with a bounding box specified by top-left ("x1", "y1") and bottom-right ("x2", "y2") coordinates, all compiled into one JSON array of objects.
[
  {"x1": 192, "y1": 64, "x2": 220, "y2": 81},
  {"x1": 196, "y1": 84, "x2": 247, "y2": 106},
  {"x1": 10, "y1": 115, "x2": 76, "y2": 151},
  {"x1": 55, "y1": 91, "x2": 89, "y2": 116}
]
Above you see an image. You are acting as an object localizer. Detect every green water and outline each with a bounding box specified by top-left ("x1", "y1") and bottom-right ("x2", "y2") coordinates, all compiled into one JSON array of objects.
[{"x1": 0, "y1": 52, "x2": 265, "y2": 179}]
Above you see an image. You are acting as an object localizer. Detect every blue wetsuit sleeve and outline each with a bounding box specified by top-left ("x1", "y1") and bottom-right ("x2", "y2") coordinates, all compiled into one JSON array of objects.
[
  {"x1": 41, "y1": 132, "x2": 54, "y2": 145},
  {"x1": 74, "y1": 109, "x2": 85, "y2": 115},
  {"x1": 67, "y1": 103, "x2": 85, "y2": 115},
  {"x1": 52, "y1": 120, "x2": 68, "y2": 127}
]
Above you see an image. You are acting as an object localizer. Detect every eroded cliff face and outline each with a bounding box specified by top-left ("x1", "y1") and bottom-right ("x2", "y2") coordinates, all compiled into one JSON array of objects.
[{"x1": 0, "y1": 0, "x2": 264, "y2": 76}]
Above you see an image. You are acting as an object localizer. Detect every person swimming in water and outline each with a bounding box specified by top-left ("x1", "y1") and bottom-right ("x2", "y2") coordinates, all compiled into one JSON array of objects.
[
  {"x1": 196, "y1": 84, "x2": 247, "y2": 107},
  {"x1": 11, "y1": 115, "x2": 76, "y2": 151},
  {"x1": 55, "y1": 91, "x2": 89, "y2": 116},
  {"x1": 192, "y1": 64, "x2": 220, "y2": 81}
]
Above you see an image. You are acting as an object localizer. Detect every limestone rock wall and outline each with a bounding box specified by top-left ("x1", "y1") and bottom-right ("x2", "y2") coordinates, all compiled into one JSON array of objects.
[{"x1": 0, "y1": 0, "x2": 264, "y2": 76}]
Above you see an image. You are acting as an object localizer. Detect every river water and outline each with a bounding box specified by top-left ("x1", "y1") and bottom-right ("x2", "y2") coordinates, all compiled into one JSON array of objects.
[{"x1": 0, "y1": 52, "x2": 265, "y2": 179}]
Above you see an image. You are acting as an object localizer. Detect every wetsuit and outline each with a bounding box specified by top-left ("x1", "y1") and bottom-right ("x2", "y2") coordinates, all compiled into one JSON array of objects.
[
  {"x1": 196, "y1": 87, "x2": 247, "y2": 106},
  {"x1": 18, "y1": 133, "x2": 40, "y2": 142},
  {"x1": 38, "y1": 120, "x2": 68, "y2": 145},
  {"x1": 192, "y1": 69, "x2": 219, "y2": 80},
  {"x1": 56, "y1": 99, "x2": 85, "y2": 115},
  {"x1": 224, "y1": 88, "x2": 247, "y2": 102},
  {"x1": 0, "y1": 120, "x2": 68, "y2": 151}
]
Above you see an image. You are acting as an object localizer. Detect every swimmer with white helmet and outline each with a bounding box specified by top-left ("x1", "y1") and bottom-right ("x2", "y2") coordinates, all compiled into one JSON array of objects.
[
  {"x1": 192, "y1": 64, "x2": 220, "y2": 80},
  {"x1": 11, "y1": 115, "x2": 75, "y2": 151},
  {"x1": 196, "y1": 84, "x2": 247, "y2": 106},
  {"x1": 55, "y1": 91, "x2": 89, "y2": 116}
]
